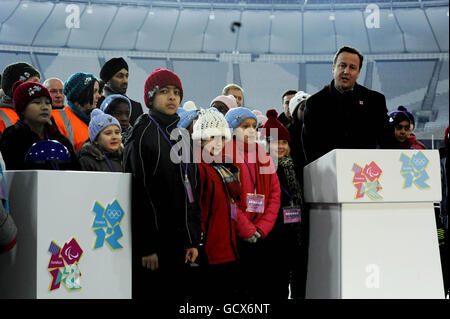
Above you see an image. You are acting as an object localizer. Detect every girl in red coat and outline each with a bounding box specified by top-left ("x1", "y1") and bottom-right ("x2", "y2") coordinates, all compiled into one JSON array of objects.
[
  {"x1": 224, "y1": 107, "x2": 281, "y2": 299},
  {"x1": 193, "y1": 108, "x2": 242, "y2": 299}
]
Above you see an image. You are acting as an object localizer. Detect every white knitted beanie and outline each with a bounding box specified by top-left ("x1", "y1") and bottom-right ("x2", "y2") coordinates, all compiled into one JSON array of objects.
[
  {"x1": 192, "y1": 109, "x2": 231, "y2": 141},
  {"x1": 289, "y1": 90, "x2": 310, "y2": 117},
  {"x1": 183, "y1": 100, "x2": 198, "y2": 111}
]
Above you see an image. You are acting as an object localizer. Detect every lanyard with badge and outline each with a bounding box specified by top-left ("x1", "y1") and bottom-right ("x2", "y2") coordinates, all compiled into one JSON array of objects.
[
  {"x1": 148, "y1": 114, "x2": 195, "y2": 203},
  {"x1": 102, "y1": 151, "x2": 115, "y2": 172},
  {"x1": 280, "y1": 185, "x2": 301, "y2": 224},
  {"x1": 230, "y1": 199, "x2": 238, "y2": 220},
  {"x1": 243, "y1": 156, "x2": 265, "y2": 213}
]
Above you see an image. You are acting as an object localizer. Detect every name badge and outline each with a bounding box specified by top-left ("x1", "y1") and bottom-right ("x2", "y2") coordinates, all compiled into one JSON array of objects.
[
  {"x1": 246, "y1": 193, "x2": 265, "y2": 213},
  {"x1": 283, "y1": 206, "x2": 301, "y2": 224},
  {"x1": 230, "y1": 202, "x2": 237, "y2": 221},
  {"x1": 184, "y1": 176, "x2": 195, "y2": 204}
]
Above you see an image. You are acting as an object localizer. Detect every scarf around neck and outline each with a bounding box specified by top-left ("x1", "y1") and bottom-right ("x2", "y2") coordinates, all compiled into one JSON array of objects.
[
  {"x1": 279, "y1": 155, "x2": 303, "y2": 207},
  {"x1": 68, "y1": 100, "x2": 91, "y2": 125},
  {"x1": 211, "y1": 163, "x2": 242, "y2": 202}
]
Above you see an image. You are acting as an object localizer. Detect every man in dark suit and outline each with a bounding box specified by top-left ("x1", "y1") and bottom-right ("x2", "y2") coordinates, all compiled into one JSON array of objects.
[
  {"x1": 302, "y1": 46, "x2": 394, "y2": 163},
  {"x1": 278, "y1": 89, "x2": 297, "y2": 128}
]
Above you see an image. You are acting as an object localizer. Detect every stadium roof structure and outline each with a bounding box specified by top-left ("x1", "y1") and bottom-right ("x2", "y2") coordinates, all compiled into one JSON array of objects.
[{"x1": 0, "y1": 0, "x2": 447, "y2": 57}]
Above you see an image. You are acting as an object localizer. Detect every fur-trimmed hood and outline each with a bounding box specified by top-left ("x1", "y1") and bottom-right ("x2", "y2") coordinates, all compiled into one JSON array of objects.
[{"x1": 79, "y1": 140, "x2": 123, "y2": 161}]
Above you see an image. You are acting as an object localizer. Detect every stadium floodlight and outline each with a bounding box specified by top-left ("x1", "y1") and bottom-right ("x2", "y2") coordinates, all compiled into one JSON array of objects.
[
  {"x1": 269, "y1": 5, "x2": 275, "y2": 20},
  {"x1": 86, "y1": 2, "x2": 93, "y2": 14}
]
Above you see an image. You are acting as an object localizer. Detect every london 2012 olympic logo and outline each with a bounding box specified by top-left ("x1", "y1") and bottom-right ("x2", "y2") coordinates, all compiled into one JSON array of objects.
[
  {"x1": 400, "y1": 151, "x2": 430, "y2": 189},
  {"x1": 91, "y1": 199, "x2": 125, "y2": 250}
]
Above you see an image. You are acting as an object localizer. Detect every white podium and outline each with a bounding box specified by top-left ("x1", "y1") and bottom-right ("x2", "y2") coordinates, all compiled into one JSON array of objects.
[
  {"x1": 0, "y1": 170, "x2": 132, "y2": 299},
  {"x1": 303, "y1": 149, "x2": 444, "y2": 299}
]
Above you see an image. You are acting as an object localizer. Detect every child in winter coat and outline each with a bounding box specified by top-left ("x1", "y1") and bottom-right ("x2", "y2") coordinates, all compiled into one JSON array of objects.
[
  {"x1": 209, "y1": 95, "x2": 238, "y2": 116},
  {"x1": 78, "y1": 109, "x2": 123, "y2": 172},
  {"x1": 0, "y1": 152, "x2": 17, "y2": 255},
  {"x1": 439, "y1": 126, "x2": 449, "y2": 296},
  {"x1": 388, "y1": 106, "x2": 426, "y2": 149},
  {"x1": 99, "y1": 94, "x2": 132, "y2": 143},
  {"x1": 261, "y1": 109, "x2": 308, "y2": 299},
  {"x1": 224, "y1": 107, "x2": 281, "y2": 299},
  {"x1": 0, "y1": 81, "x2": 79, "y2": 170},
  {"x1": 123, "y1": 68, "x2": 201, "y2": 299},
  {"x1": 192, "y1": 108, "x2": 241, "y2": 299}
]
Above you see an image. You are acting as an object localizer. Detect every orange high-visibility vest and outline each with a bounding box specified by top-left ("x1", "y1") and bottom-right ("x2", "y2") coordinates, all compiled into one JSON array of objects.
[
  {"x1": 51, "y1": 107, "x2": 89, "y2": 151},
  {"x1": 0, "y1": 108, "x2": 19, "y2": 133}
]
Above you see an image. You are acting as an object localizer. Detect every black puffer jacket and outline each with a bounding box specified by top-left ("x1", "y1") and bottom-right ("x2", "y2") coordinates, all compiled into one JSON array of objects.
[
  {"x1": 78, "y1": 141, "x2": 123, "y2": 172},
  {"x1": 123, "y1": 108, "x2": 201, "y2": 263}
]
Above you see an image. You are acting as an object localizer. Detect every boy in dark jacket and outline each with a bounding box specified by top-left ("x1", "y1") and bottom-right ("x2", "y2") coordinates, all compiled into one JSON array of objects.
[{"x1": 123, "y1": 68, "x2": 201, "y2": 299}]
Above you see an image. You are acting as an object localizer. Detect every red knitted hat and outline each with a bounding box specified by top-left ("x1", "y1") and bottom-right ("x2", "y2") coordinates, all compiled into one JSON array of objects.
[
  {"x1": 144, "y1": 68, "x2": 183, "y2": 108},
  {"x1": 12, "y1": 81, "x2": 51, "y2": 116},
  {"x1": 262, "y1": 109, "x2": 291, "y2": 143}
]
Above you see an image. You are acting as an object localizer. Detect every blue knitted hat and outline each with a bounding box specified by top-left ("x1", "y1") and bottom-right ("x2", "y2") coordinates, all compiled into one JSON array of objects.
[
  {"x1": 89, "y1": 109, "x2": 121, "y2": 142},
  {"x1": 63, "y1": 72, "x2": 97, "y2": 103},
  {"x1": 176, "y1": 108, "x2": 199, "y2": 129},
  {"x1": 225, "y1": 107, "x2": 258, "y2": 130},
  {"x1": 100, "y1": 94, "x2": 131, "y2": 116}
]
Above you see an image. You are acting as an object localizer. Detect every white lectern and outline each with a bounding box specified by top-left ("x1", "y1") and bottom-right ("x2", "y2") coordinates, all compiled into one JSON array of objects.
[
  {"x1": 303, "y1": 149, "x2": 444, "y2": 299},
  {"x1": 0, "y1": 170, "x2": 132, "y2": 299}
]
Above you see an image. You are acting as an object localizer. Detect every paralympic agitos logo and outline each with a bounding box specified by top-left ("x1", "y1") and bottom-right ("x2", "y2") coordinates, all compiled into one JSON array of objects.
[{"x1": 48, "y1": 238, "x2": 83, "y2": 292}]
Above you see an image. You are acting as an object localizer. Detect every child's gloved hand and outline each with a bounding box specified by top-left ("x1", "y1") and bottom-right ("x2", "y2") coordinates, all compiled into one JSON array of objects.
[
  {"x1": 243, "y1": 231, "x2": 261, "y2": 244},
  {"x1": 244, "y1": 234, "x2": 257, "y2": 243}
]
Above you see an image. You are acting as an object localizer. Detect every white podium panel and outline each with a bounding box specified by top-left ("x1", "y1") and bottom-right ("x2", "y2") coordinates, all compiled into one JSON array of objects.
[
  {"x1": 0, "y1": 171, "x2": 132, "y2": 299},
  {"x1": 304, "y1": 149, "x2": 441, "y2": 203},
  {"x1": 341, "y1": 202, "x2": 443, "y2": 298},
  {"x1": 304, "y1": 149, "x2": 444, "y2": 299}
]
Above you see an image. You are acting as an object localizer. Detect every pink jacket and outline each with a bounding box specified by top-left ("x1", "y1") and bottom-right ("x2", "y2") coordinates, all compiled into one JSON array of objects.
[{"x1": 230, "y1": 141, "x2": 281, "y2": 239}]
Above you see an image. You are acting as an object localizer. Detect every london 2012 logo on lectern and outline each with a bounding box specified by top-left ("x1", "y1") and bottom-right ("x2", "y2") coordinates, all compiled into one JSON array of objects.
[
  {"x1": 91, "y1": 199, "x2": 125, "y2": 250},
  {"x1": 48, "y1": 237, "x2": 83, "y2": 292},
  {"x1": 400, "y1": 151, "x2": 430, "y2": 189},
  {"x1": 352, "y1": 161, "x2": 383, "y2": 200}
]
